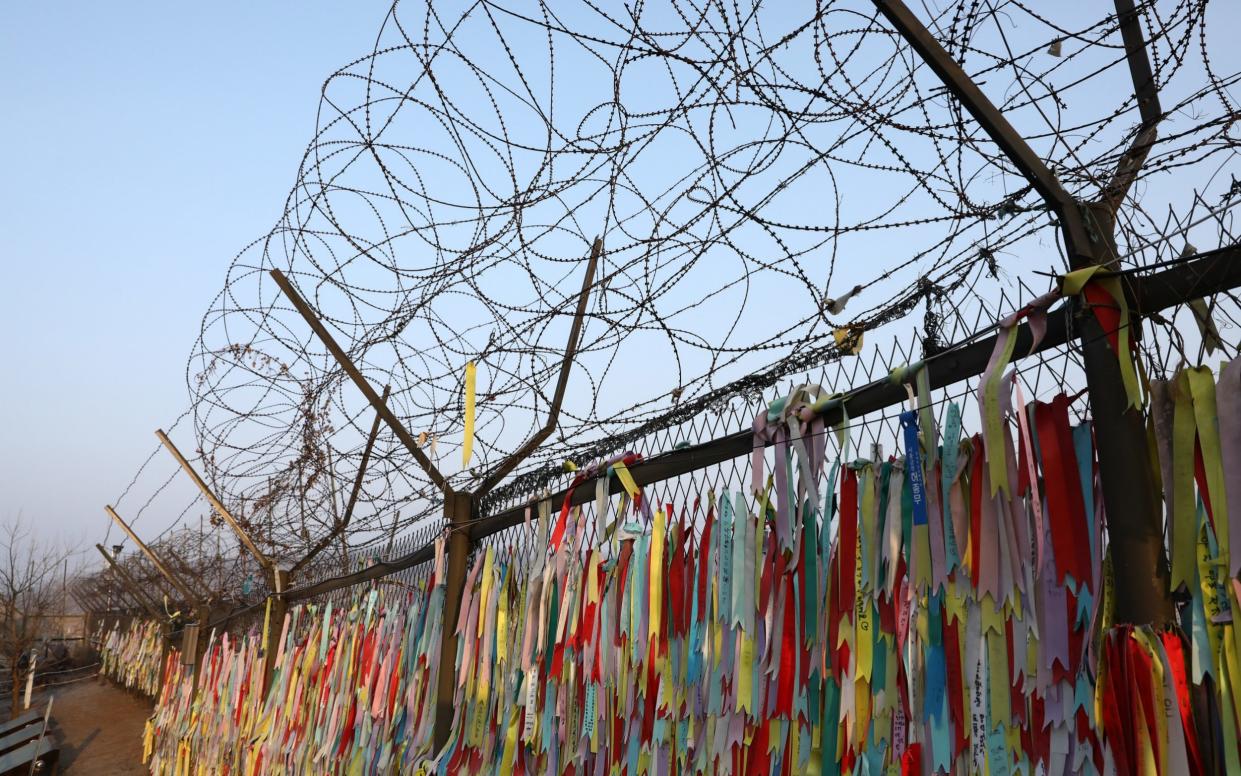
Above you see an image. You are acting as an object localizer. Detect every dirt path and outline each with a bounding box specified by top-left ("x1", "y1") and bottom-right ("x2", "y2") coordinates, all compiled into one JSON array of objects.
[{"x1": 25, "y1": 675, "x2": 152, "y2": 774}]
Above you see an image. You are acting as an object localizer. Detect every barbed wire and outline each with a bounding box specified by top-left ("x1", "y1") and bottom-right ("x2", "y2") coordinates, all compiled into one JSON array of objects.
[{"x1": 89, "y1": 0, "x2": 1238, "y2": 568}]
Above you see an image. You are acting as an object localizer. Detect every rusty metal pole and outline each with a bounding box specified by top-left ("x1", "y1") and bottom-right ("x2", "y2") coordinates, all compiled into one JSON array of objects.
[
  {"x1": 474, "y1": 238, "x2": 602, "y2": 497},
  {"x1": 433, "y1": 490, "x2": 472, "y2": 751},
  {"x1": 189, "y1": 603, "x2": 212, "y2": 691},
  {"x1": 1078, "y1": 216, "x2": 1173, "y2": 625},
  {"x1": 428, "y1": 238, "x2": 598, "y2": 748},
  {"x1": 272, "y1": 245, "x2": 598, "y2": 750},
  {"x1": 263, "y1": 568, "x2": 290, "y2": 691},
  {"x1": 157, "y1": 428, "x2": 294, "y2": 675}
]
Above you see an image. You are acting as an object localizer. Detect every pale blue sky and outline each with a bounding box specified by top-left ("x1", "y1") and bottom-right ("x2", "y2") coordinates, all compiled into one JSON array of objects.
[{"x1": 0, "y1": 3, "x2": 389, "y2": 544}]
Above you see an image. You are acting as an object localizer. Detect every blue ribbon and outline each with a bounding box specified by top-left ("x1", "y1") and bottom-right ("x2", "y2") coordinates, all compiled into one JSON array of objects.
[{"x1": 901, "y1": 410, "x2": 929, "y2": 527}]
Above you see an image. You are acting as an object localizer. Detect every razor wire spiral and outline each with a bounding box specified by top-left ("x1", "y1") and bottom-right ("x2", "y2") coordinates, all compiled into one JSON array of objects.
[{"x1": 163, "y1": 0, "x2": 1239, "y2": 561}]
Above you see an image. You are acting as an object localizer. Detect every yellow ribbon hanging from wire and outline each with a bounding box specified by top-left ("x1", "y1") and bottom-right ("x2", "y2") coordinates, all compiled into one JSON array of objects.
[
  {"x1": 463, "y1": 361, "x2": 477, "y2": 467},
  {"x1": 834, "y1": 327, "x2": 863, "y2": 355}
]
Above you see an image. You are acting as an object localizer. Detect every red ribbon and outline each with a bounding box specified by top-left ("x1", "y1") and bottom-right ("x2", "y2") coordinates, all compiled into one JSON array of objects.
[
  {"x1": 1034, "y1": 395, "x2": 1091, "y2": 588},
  {"x1": 901, "y1": 743, "x2": 923, "y2": 776},
  {"x1": 839, "y1": 468, "x2": 858, "y2": 609},
  {"x1": 777, "y1": 575, "x2": 796, "y2": 717},
  {"x1": 1161, "y1": 631, "x2": 1202, "y2": 773}
]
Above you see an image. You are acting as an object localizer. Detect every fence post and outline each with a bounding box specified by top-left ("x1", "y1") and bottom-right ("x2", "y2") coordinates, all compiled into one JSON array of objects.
[
  {"x1": 1078, "y1": 0, "x2": 1171, "y2": 625},
  {"x1": 268, "y1": 269, "x2": 450, "y2": 494},
  {"x1": 1075, "y1": 217, "x2": 1173, "y2": 625},
  {"x1": 188, "y1": 604, "x2": 210, "y2": 690},
  {"x1": 433, "y1": 490, "x2": 472, "y2": 751},
  {"x1": 23, "y1": 653, "x2": 36, "y2": 710},
  {"x1": 263, "y1": 567, "x2": 290, "y2": 691},
  {"x1": 1062, "y1": 0, "x2": 1172, "y2": 626}
]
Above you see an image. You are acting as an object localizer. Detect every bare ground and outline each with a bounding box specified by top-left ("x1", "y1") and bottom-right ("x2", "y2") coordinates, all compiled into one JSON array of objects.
[{"x1": 23, "y1": 675, "x2": 152, "y2": 774}]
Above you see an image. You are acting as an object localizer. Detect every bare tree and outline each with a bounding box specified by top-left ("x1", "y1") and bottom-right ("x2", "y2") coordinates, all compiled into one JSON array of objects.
[{"x1": 0, "y1": 515, "x2": 74, "y2": 716}]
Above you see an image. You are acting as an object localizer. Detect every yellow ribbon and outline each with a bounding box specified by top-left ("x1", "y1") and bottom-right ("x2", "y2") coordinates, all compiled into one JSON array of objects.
[
  {"x1": 985, "y1": 329, "x2": 1018, "y2": 498},
  {"x1": 496, "y1": 572, "x2": 510, "y2": 667},
  {"x1": 1131, "y1": 628, "x2": 1167, "y2": 775},
  {"x1": 834, "y1": 327, "x2": 863, "y2": 355},
  {"x1": 737, "y1": 635, "x2": 755, "y2": 713},
  {"x1": 1170, "y1": 370, "x2": 1197, "y2": 593},
  {"x1": 650, "y1": 510, "x2": 665, "y2": 645},
  {"x1": 1219, "y1": 628, "x2": 1241, "y2": 773},
  {"x1": 463, "y1": 361, "x2": 476, "y2": 466},
  {"x1": 612, "y1": 460, "x2": 641, "y2": 500},
  {"x1": 498, "y1": 709, "x2": 520, "y2": 772}
]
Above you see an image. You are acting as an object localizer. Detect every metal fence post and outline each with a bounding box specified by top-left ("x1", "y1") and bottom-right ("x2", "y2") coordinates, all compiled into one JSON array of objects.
[
  {"x1": 263, "y1": 568, "x2": 290, "y2": 691},
  {"x1": 433, "y1": 490, "x2": 472, "y2": 751}
]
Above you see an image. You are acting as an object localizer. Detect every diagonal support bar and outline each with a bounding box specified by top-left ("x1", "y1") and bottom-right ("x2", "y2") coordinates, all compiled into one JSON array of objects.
[
  {"x1": 1114, "y1": 0, "x2": 1161, "y2": 128},
  {"x1": 104, "y1": 505, "x2": 200, "y2": 607},
  {"x1": 872, "y1": 0, "x2": 1091, "y2": 259},
  {"x1": 95, "y1": 544, "x2": 162, "y2": 619},
  {"x1": 269, "y1": 268, "x2": 449, "y2": 495},
  {"x1": 1098, "y1": 1, "x2": 1162, "y2": 216},
  {"x1": 474, "y1": 238, "x2": 602, "y2": 497},
  {"x1": 292, "y1": 385, "x2": 391, "y2": 574},
  {"x1": 156, "y1": 429, "x2": 272, "y2": 571}
]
